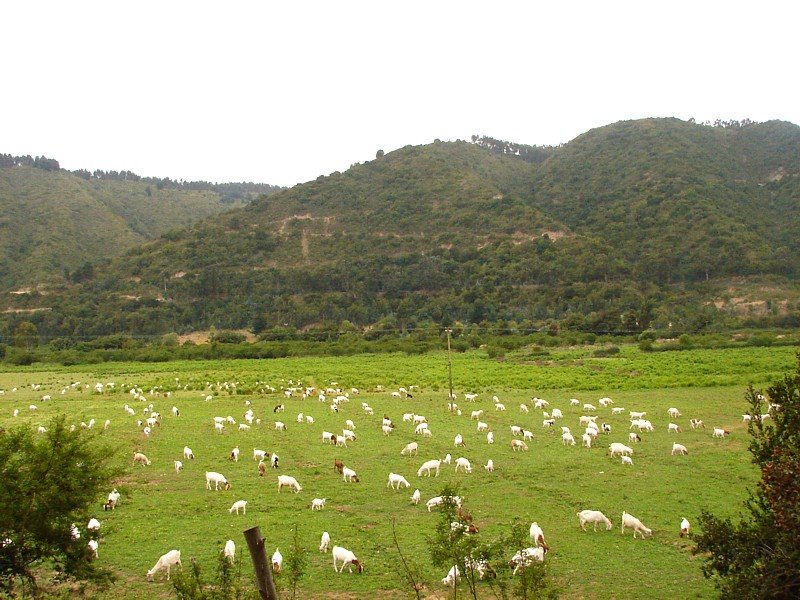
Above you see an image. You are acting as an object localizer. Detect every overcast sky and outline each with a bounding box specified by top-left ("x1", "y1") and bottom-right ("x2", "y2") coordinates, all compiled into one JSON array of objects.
[{"x1": 3, "y1": 1, "x2": 798, "y2": 187}]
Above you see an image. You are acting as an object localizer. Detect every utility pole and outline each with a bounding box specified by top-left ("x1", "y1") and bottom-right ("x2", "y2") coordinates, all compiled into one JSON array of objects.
[
  {"x1": 446, "y1": 328, "x2": 454, "y2": 407},
  {"x1": 243, "y1": 526, "x2": 278, "y2": 600}
]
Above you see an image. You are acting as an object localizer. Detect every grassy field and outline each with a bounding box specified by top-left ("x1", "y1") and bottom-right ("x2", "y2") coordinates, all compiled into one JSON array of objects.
[{"x1": 0, "y1": 344, "x2": 794, "y2": 599}]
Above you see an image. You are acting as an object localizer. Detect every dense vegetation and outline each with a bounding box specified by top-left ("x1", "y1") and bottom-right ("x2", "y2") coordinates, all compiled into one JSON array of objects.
[
  {"x1": 0, "y1": 159, "x2": 281, "y2": 290},
  {"x1": 2, "y1": 118, "x2": 799, "y2": 339}
]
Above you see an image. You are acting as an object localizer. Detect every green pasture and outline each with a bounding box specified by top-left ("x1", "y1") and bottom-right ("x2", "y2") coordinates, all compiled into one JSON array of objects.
[{"x1": 0, "y1": 345, "x2": 794, "y2": 598}]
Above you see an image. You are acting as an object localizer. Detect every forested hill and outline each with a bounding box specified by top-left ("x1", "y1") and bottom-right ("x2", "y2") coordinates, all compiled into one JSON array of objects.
[
  {"x1": 0, "y1": 159, "x2": 282, "y2": 290},
  {"x1": 5, "y1": 118, "x2": 800, "y2": 338}
]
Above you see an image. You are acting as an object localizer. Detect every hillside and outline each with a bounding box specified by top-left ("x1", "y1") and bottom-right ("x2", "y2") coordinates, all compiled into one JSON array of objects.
[
  {"x1": 0, "y1": 163, "x2": 281, "y2": 290},
  {"x1": 4, "y1": 118, "x2": 800, "y2": 338}
]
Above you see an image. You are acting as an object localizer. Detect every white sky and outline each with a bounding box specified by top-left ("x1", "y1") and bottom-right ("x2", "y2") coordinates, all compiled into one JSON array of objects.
[{"x1": 3, "y1": 1, "x2": 798, "y2": 187}]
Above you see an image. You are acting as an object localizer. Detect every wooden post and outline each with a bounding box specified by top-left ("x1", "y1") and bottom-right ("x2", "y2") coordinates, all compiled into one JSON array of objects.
[{"x1": 243, "y1": 526, "x2": 278, "y2": 600}]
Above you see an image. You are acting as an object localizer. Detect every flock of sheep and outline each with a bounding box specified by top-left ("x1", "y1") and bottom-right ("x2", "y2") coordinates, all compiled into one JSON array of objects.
[{"x1": 2, "y1": 377, "x2": 761, "y2": 592}]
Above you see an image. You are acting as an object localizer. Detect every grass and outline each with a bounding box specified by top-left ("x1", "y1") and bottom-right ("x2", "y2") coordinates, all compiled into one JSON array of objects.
[{"x1": 0, "y1": 344, "x2": 792, "y2": 599}]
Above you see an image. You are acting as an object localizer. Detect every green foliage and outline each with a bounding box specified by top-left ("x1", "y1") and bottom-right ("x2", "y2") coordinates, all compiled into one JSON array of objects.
[
  {"x1": 285, "y1": 524, "x2": 307, "y2": 600},
  {"x1": 0, "y1": 416, "x2": 119, "y2": 594},
  {"x1": 693, "y1": 361, "x2": 800, "y2": 598},
  {"x1": 208, "y1": 330, "x2": 247, "y2": 344},
  {"x1": 171, "y1": 554, "x2": 256, "y2": 600}
]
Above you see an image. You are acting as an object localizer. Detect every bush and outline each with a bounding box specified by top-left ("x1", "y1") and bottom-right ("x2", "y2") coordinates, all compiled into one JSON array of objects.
[
  {"x1": 592, "y1": 346, "x2": 620, "y2": 357},
  {"x1": 209, "y1": 330, "x2": 247, "y2": 344}
]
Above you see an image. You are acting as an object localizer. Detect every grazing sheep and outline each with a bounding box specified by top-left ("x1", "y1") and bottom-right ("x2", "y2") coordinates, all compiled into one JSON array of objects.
[
  {"x1": 612, "y1": 407, "x2": 625, "y2": 415},
  {"x1": 520, "y1": 404, "x2": 529, "y2": 414},
  {"x1": 629, "y1": 432, "x2": 642, "y2": 443},
  {"x1": 621, "y1": 511, "x2": 652, "y2": 538},
  {"x1": 523, "y1": 429, "x2": 534, "y2": 441},
  {"x1": 455, "y1": 457, "x2": 472, "y2": 473},
  {"x1": 230, "y1": 447, "x2": 240, "y2": 462},
  {"x1": 609, "y1": 442, "x2": 633, "y2": 457},
  {"x1": 454, "y1": 434, "x2": 465, "y2": 447},
  {"x1": 510, "y1": 425, "x2": 522, "y2": 436},
  {"x1": 621, "y1": 455, "x2": 633, "y2": 465},
  {"x1": 87, "y1": 539, "x2": 99, "y2": 559},
  {"x1": 672, "y1": 443, "x2": 688, "y2": 455},
  {"x1": 582, "y1": 433, "x2": 593, "y2": 448},
  {"x1": 253, "y1": 448, "x2": 267, "y2": 461},
  {"x1": 174, "y1": 460, "x2": 183, "y2": 473},
  {"x1": 712, "y1": 428, "x2": 729, "y2": 438},
  {"x1": 477, "y1": 421, "x2": 489, "y2": 432},
  {"x1": 562, "y1": 432, "x2": 576, "y2": 446},
  {"x1": 334, "y1": 459, "x2": 344, "y2": 474},
  {"x1": 271, "y1": 548, "x2": 283, "y2": 572},
  {"x1": 277, "y1": 475, "x2": 302, "y2": 493},
  {"x1": 511, "y1": 439, "x2": 528, "y2": 452},
  {"x1": 509, "y1": 547, "x2": 545, "y2": 574},
  {"x1": 529, "y1": 522, "x2": 549, "y2": 551},
  {"x1": 668, "y1": 423, "x2": 681, "y2": 433},
  {"x1": 342, "y1": 467, "x2": 360, "y2": 483},
  {"x1": 387, "y1": 473, "x2": 410, "y2": 489},
  {"x1": 577, "y1": 510, "x2": 613, "y2": 531},
  {"x1": 484, "y1": 459, "x2": 494, "y2": 472},
  {"x1": 275, "y1": 421, "x2": 287, "y2": 431},
  {"x1": 258, "y1": 461, "x2": 267, "y2": 476},
  {"x1": 487, "y1": 432, "x2": 494, "y2": 444},
  {"x1": 87, "y1": 517, "x2": 101, "y2": 532},
  {"x1": 690, "y1": 419, "x2": 705, "y2": 429},
  {"x1": 442, "y1": 564, "x2": 460, "y2": 585},
  {"x1": 417, "y1": 459, "x2": 441, "y2": 477},
  {"x1": 411, "y1": 488, "x2": 421, "y2": 504},
  {"x1": 223, "y1": 540, "x2": 236, "y2": 562},
  {"x1": 229, "y1": 500, "x2": 247, "y2": 515},
  {"x1": 401, "y1": 442, "x2": 418, "y2": 456},
  {"x1": 551, "y1": 408, "x2": 563, "y2": 419},
  {"x1": 442, "y1": 453, "x2": 452, "y2": 465},
  {"x1": 146, "y1": 550, "x2": 182, "y2": 581},
  {"x1": 332, "y1": 546, "x2": 364, "y2": 573},
  {"x1": 205, "y1": 472, "x2": 231, "y2": 491},
  {"x1": 319, "y1": 531, "x2": 331, "y2": 552},
  {"x1": 133, "y1": 452, "x2": 151, "y2": 466},
  {"x1": 382, "y1": 424, "x2": 394, "y2": 436},
  {"x1": 680, "y1": 517, "x2": 690, "y2": 538},
  {"x1": 668, "y1": 407, "x2": 682, "y2": 418}
]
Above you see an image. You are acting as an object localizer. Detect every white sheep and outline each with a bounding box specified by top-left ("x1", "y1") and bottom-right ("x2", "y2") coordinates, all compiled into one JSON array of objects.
[
  {"x1": 529, "y1": 522, "x2": 549, "y2": 550},
  {"x1": 609, "y1": 442, "x2": 633, "y2": 457},
  {"x1": 88, "y1": 539, "x2": 99, "y2": 559},
  {"x1": 319, "y1": 531, "x2": 331, "y2": 552},
  {"x1": 470, "y1": 410, "x2": 483, "y2": 420},
  {"x1": 277, "y1": 475, "x2": 302, "y2": 493},
  {"x1": 253, "y1": 448, "x2": 267, "y2": 461},
  {"x1": 342, "y1": 467, "x2": 359, "y2": 482},
  {"x1": 487, "y1": 431, "x2": 494, "y2": 444},
  {"x1": 520, "y1": 404, "x2": 529, "y2": 414},
  {"x1": 680, "y1": 517, "x2": 690, "y2": 538},
  {"x1": 417, "y1": 459, "x2": 441, "y2": 477},
  {"x1": 400, "y1": 442, "x2": 418, "y2": 456},
  {"x1": 442, "y1": 564, "x2": 460, "y2": 586},
  {"x1": 582, "y1": 433, "x2": 593, "y2": 448},
  {"x1": 275, "y1": 421, "x2": 287, "y2": 431},
  {"x1": 667, "y1": 407, "x2": 682, "y2": 418},
  {"x1": 523, "y1": 429, "x2": 534, "y2": 441},
  {"x1": 484, "y1": 459, "x2": 494, "y2": 472},
  {"x1": 205, "y1": 471, "x2": 231, "y2": 491},
  {"x1": 146, "y1": 549, "x2": 182, "y2": 580},
  {"x1": 223, "y1": 540, "x2": 236, "y2": 562},
  {"x1": 87, "y1": 518, "x2": 101, "y2": 532},
  {"x1": 174, "y1": 460, "x2": 183, "y2": 473},
  {"x1": 621, "y1": 511, "x2": 652, "y2": 538},
  {"x1": 577, "y1": 509, "x2": 613, "y2": 531},
  {"x1": 310, "y1": 498, "x2": 326, "y2": 510},
  {"x1": 713, "y1": 428, "x2": 729, "y2": 438},
  {"x1": 511, "y1": 439, "x2": 528, "y2": 451},
  {"x1": 672, "y1": 442, "x2": 688, "y2": 455},
  {"x1": 454, "y1": 433, "x2": 465, "y2": 447},
  {"x1": 551, "y1": 408, "x2": 563, "y2": 419},
  {"x1": 562, "y1": 432, "x2": 576, "y2": 446},
  {"x1": 629, "y1": 432, "x2": 642, "y2": 443},
  {"x1": 509, "y1": 547, "x2": 545, "y2": 574},
  {"x1": 612, "y1": 407, "x2": 625, "y2": 415},
  {"x1": 411, "y1": 489, "x2": 421, "y2": 504},
  {"x1": 690, "y1": 418, "x2": 705, "y2": 429},
  {"x1": 621, "y1": 455, "x2": 633, "y2": 465},
  {"x1": 455, "y1": 457, "x2": 472, "y2": 473},
  {"x1": 387, "y1": 473, "x2": 410, "y2": 489},
  {"x1": 510, "y1": 425, "x2": 522, "y2": 436},
  {"x1": 332, "y1": 545, "x2": 364, "y2": 573},
  {"x1": 443, "y1": 453, "x2": 452, "y2": 465},
  {"x1": 477, "y1": 421, "x2": 489, "y2": 432},
  {"x1": 414, "y1": 422, "x2": 429, "y2": 435},
  {"x1": 133, "y1": 452, "x2": 151, "y2": 466},
  {"x1": 230, "y1": 447, "x2": 240, "y2": 462},
  {"x1": 382, "y1": 424, "x2": 393, "y2": 436}
]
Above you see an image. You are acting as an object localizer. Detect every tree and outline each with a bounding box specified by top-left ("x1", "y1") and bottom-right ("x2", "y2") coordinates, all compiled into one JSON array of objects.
[
  {"x1": 693, "y1": 358, "x2": 800, "y2": 598},
  {"x1": 12, "y1": 321, "x2": 38, "y2": 349},
  {"x1": 0, "y1": 416, "x2": 120, "y2": 595}
]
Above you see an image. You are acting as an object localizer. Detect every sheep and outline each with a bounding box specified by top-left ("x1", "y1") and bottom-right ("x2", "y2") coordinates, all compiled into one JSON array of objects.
[
  {"x1": 205, "y1": 472, "x2": 231, "y2": 491},
  {"x1": 577, "y1": 509, "x2": 613, "y2": 531},
  {"x1": 387, "y1": 473, "x2": 410, "y2": 489},
  {"x1": 270, "y1": 453, "x2": 279, "y2": 469},
  {"x1": 37, "y1": 426, "x2": 47, "y2": 434},
  {"x1": 401, "y1": 441, "x2": 418, "y2": 456},
  {"x1": 579, "y1": 415, "x2": 598, "y2": 426},
  {"x1": 629, "y1": 411, "x2": 646, "y2": 419},
  {"x1": 529, "y1": 522, "x2": 549, "y2": 551},
  {"x1": 345, "y1": 419, "x2": 356, "y2": 429},
  {"x1": 629, "y1": 432, "x2": 642, "y2": 443},
  {"x1": 598, "y1": 397, "x2": 613, "y2": 407},
  {"x1": 583, "y1": 403, "x2": 597, "y2": 412},
  {"x1": 411, "y1": 489, "x2": 421, "y2": 504},
  {"x1": 582, "y1": 433, "x2": 593, "y2": 448},
  {"x1": 382, "y1": 424, "x2": 394, "y2": 436},
  {"x1": 511, "y1": 439, "x2": 528, "y2": 452},
  {"x1": 551, "y1": 408, "x2": 563, "y2": 419},
  {"x1": 690, "y1": 419, "x2": 705, "y2": 429},
  {"x1": 612, "y1": 407, "x2": 625, "y2": 415},
  {"x1": 174, "y1": 460, "x2": 183, "y2": 473},
  {"x1": 363, "y1": 406, "x2": 374, "y2": 415},
  {"x1": 426, "y1": 496, "x2": 460, "y2": 511},
  {"x1": 495, "y1": 402, "x2": 506, "y2": 411},
  {"x1": 311, "y1": 498, "x2": 326, "y2": 510},
  {"x1": 273, "y1": 404, "x2": 284, "y2": 413},
  {"x1": 519, "y1": 403, "x2": 529, "y2": 414},
  {"x1": 477, "y1": 421, "x2": 489, "y2": 432},
  {"x1": 509, "y1": 547, "x2": 545, "y2": 573},
  {"x1": 454, "y1": 433, "x2": 465, "y2": 447},
  {"x1": 672, "y1": 442, "x2": 688, "y2": 455},
  {"x1": 87, "y1": 517, "x2": 101, "y2": 532},
  {"x1": 342, "y1": 429, "x2": 356, "y2": 441},
  {"x1": 320, "y1": 531, "x2": 331, "y2": 552},
  {"x1": 414, "y1": 423, "x2": 429, "y2": 435},
  {"x1": 277, "y1": 475, "x2": 302, "y2": 493},
  {"x1": 534, "y1": 398, "x2": 549, "y2": 409},
  {"x1": 487, "y1": 431, "x2": 495, "y2": 444},
  {"x1": 238, "y1": 423, "x2": 251, "y2": 432},
  {"x1": 133, "y1": 452, "x2": 151, "y2": 466},
  {"x1": 104, "y1": 489, "x2": 120, "y2": 511},
  {"x1": 570, "y1": 398, "x2": 580, "y2": 406},
  {"x1": 229, "y1": 500, "x2": 247, "y2": 515},
  {"x1": 609, "y1": 442, "x2": 633, "y2": 457},
  {"x1": 413, "y1": 414, "x2": 427, "y2": 425},
  {"x1": 523, "y1": 429, "x2": 534, "y2": 441},
  {"x1": 146, "y1": 550, "x2": 182, "y2": 581},
  {"x1": 601, "y1": 423, "x2": 612, "y2": 433},
  {"x1": 417, "y1": 459, "x2": 441, "y2": 477},
  {"x1": 403, "y1": 413, "x2": 414, "y2": 422},
  {"x1": 455, "y1": 457, "x2": 472, "y2": 473},
  {"x1": 230, "y1": 447, "x2": 240, "y2": 462},
  {"x1": 214, "y1": 422, "x2": 225, "y2": 434},
  {"x1": 442, "y1": 453, "x2": 452, "y2": 465},
  {"x1": 742, "y1": 414, "x2": 752, "y2": 423},
  {"x1": 275, "y1": 421, "x2": 287, "y2": 431},
  {"x1": 342, "y1": 467, "x2": 360, "y2": 483},
  {"x1": 223, "y1": 540, "x2": 236, "y2": 562},
  {"x1": 332, "y1": 546, "x2": 363, "y2": 573},
  {"x1": 621, "y1": 511, "x2": 652, "y2": 538},
  {"x1": 442, "y1": 564, "x2": 461, "y2": 586},
  {"x1": 680, "y1": 517, "x2": 690, "y2": 538},
  {"x1": 485, "y1": 459, "x2": 494, "y2": 472},
  {"x1": 88, "y1": 539, "x2": 99, "y2": 559},
  {"x1": 334, "y1": 459, "x2": 344, "y2": 474},
  {"x1": 712, "y1": 428, "x2": 729, "y2": 438},
  {"x1": 464, "y1": 393, "x2": 478, "y2": 402},
  {"x1": 621, "y1": 455, "x2": 633, "y2": 465},
  {"x1": 172, "y1": 406, "x2": 180, "y2": 417},
  {"x1": 253, "y1": 448, "x2": 267, "y2": 461},
  {"x1": 542, "y1": 418, "x2": 555, "y2": 427},
  {"x1": 668, "y1": 407, "x2": 682, "y2": 418},
  {"x1": 562, "y1": 432, "x2": 576, "y2": 446},
  {"x1": 667, "y1": 423, "x2": 681, "y2": 434}
]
